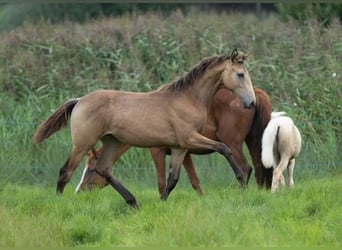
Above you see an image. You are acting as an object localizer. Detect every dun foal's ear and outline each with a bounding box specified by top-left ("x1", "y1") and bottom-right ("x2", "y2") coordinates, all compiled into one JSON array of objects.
[{"x1": 230, "y1": 49, "x2": 239, "y2": 63}]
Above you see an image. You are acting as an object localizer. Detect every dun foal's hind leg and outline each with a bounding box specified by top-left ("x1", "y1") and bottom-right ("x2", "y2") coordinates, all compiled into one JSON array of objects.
[
  {"x1": 57, "y1": 146, "x2": 90, "y2": 194},
  {"x1": 183, "y1": 153, "x2": 204, "y2": 195},
  {"x1": 161, "y1": 148, "x2": 188, "y2": 201},
  {"x1": 96, "y1": 135, "x2": 138, "y2": 208}
]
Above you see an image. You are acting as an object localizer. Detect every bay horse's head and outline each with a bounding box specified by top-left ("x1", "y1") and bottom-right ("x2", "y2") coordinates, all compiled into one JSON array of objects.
[
  {"x1": 221, "y1": 49, "x2": 255, "y2": 109},
  {"x1": 75, "y1": 147, "x2": 108, "y2": 193}
]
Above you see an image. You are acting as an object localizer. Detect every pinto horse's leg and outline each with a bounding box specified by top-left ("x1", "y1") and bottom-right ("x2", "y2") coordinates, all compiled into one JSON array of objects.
[
  {"x1": 95, "y1": 135, "x2": 138, "y2": 208},
  {"x1": 186, "y1": 133, "x2": 247, "y2": 187},
  {"x1": 271, "y1": 157, "x2": 289, "y2": 192},
  {"x1": 183, "y1": 153, "x2": 204, "y2": 195},
  {"x1": 150, "y1": 147, "x2": 168, "y2": 195},
  {"x1": 161, "y1": 148, "x2": 188, "y2": 201},
  {"x1": 287, "y1": 159, "x2": 295, "y2": 188}
]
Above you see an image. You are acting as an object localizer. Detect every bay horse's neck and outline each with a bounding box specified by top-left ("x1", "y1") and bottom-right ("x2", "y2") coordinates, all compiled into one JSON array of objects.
[{"x1": 189, "y1": 63, "x2": 227, "y2": 110}]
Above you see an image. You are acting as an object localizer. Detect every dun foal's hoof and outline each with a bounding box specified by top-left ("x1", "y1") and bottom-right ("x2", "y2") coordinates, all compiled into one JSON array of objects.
[
  {"x1": 127, "y1": 200, "x2": 139, "y2": 209},
  {"x1": 238, "y1": 178, "x2": 248, "y2": 189},
  {"x1": 126, "y1": 196, "x2": 139, "y2": 209},
  {"x1": 160, "y1": 192, "x2": 169, "y2": 201}
]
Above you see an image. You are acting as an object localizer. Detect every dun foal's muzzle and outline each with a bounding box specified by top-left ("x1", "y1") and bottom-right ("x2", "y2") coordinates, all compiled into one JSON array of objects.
[{"x1": 244, "y1": 100, "x2": 255, "y2": 109}]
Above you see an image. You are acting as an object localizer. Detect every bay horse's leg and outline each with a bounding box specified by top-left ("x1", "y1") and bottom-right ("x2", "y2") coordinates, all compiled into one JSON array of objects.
[
  {"x1": 161, "y1": 148, "x2": 188, "y2": 201},
  {"x1": 150, "y1": 147, "x2": 168, "y2": 195},
  {"x1": 264, "y1": 168, "x2": 273, "y2": 189},
  {"x1": 57, "y1": 146, "x2": 91, "y2": 194},
  {"x1": 187, "y1": 133, "x2": 247, "y2": 187},
  {"x1": 287, "y1": 159, "x2": 295, "y2": 188},
  {"x1": 96, "y1": 135, "x2": 138, "y2": 208},
  {"x1": 183, "y1": 153, "x2": 204, "y2": 195}
]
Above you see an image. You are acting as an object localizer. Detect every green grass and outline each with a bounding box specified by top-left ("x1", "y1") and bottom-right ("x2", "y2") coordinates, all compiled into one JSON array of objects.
[{"x1": 0, "y1": 173, "x2": 341, "y2": 247}]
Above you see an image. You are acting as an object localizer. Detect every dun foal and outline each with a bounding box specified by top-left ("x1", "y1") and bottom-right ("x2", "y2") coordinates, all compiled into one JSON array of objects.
[
  {"x1": 33, "y1": 49, "x2": 255, "y2": 208},
  {"x1": 261, "y1": 112, "x2": 302, "y2": 192}
]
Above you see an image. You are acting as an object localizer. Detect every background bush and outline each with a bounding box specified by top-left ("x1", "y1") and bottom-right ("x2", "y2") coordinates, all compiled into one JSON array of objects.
[
  {"x1": 0, "y1": 3, "x2": 189, "y2": 31},
  {"x1": 275, "y1": 3, "x2": 342, "y2": 26}
]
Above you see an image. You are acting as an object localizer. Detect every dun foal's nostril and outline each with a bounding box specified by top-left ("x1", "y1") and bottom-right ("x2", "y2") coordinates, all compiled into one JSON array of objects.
[
  {"x1": 237, "y1": 72, "x2": 244, "y2": 78},
  {"x1": 244, "y1": 100, "x2": 255, "y2": 109}
]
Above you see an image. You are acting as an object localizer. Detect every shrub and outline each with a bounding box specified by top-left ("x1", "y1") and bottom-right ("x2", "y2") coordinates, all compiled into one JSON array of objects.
[{"x1": 275, "y1": 3, "x2": 342, "y2": 26}]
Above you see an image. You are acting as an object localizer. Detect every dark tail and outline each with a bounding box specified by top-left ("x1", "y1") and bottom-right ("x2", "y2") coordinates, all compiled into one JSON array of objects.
[
  {"x1": 33, "y1": 99, "x2": 79, "y2": 144},
  {"x1": 245, "y1": 88, "x2": 272, "y2": 187},
  {"x1": 246, "y1": 88, "x2": 272, "y2": 143}
]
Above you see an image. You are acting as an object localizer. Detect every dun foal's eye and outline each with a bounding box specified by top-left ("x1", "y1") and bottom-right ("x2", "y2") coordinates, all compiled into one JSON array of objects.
[{"x1": 237, "y1": 72, "x2": 244, "y2": 78}]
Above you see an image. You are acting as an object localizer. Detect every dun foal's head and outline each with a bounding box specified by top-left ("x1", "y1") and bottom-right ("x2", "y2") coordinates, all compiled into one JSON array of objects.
[
  {"x1": 75, "y1": 147, "x2": 108, "y2": 193},
  {"x1": 221, "y1": 49, "x2": 255, "y2": 108}
]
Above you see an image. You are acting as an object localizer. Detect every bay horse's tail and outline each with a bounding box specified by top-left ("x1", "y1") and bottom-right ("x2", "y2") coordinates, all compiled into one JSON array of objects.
[
  {"x1": 245, "y1": 88, "x2": 272, "y2": 151},
  {"x1": 33, "y1": 99, "x2": 79, "y2": 144},
  {"x1": 245, "y1": 88, "x2": 272, "y2": 187}
]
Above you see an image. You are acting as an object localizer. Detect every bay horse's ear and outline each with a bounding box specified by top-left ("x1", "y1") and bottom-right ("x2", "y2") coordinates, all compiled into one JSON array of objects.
[{"x1": 230, "y1": 49, "x2": 238, "y2": 63}]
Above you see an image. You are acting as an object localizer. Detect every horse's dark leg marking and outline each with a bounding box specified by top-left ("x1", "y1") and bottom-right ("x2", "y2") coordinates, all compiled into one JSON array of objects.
[
  {"x1": 95, "y1": 169, "x2": 138, "y2": 208},
  {"x1": 161, "y1": 148, "x2": 187, "y2": 201},
  {"x1": 96, "y1": 135, "x2": 139, "y2": 208},
  {"x1": 56, "y1": 158, "x2": 69, "y2": 194},
  {"x1": 215, "y1": 142, "x2": 247, "y2": 187},
  {"x1": 57, "y1": 146, "x2": 90, "y2": 194}
]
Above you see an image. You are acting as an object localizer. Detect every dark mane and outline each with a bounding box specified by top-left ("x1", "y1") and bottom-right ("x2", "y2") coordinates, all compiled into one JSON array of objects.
[{"x1": 163, "y1": 54, "x2": 231, "y2": 93}]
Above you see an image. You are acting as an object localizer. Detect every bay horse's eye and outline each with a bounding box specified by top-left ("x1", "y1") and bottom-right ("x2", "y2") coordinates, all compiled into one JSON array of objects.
[{"x1": 237, "y1": 72, "x2": 244, "y2": 78}]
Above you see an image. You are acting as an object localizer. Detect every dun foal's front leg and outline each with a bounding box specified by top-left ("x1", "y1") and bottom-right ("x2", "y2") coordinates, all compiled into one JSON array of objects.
[
  {"x1": 161, "y1": 148, "x2": 188, "y2": 201},
  {"x1": 187, "y1": 133, "x2": 247, "y2": 187}
]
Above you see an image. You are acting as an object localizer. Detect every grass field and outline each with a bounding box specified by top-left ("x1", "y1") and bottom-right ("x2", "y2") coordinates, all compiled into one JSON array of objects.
[
  {"x1": 0, "y1": 6, "x2": 341, "y2": 247},
  {"x1": 1, "y1": 172, "x2": 341, "y2": 247}
]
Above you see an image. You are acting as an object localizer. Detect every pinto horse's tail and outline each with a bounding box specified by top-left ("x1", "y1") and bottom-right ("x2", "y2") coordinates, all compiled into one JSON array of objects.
[
  {"x1": 33, "y1": 98, "x2": 79, "y2": 144},
  {"x1": 261, "y1": 121, "x2": 279, "y2": 169}
]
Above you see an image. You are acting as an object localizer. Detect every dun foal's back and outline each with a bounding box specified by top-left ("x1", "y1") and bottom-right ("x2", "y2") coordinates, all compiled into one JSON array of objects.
[{"x1": 261, "y1": 112, "x2": 302, "y2": 192}]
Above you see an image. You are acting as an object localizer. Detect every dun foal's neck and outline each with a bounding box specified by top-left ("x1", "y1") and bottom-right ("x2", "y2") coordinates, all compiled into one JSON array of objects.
[{"x1": 190, "y1": 63, "x2": 227, "y2": 110}]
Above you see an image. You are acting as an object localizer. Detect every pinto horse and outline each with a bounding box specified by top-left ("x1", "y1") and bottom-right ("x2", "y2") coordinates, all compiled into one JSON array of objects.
[
  {"x1": 75, "y1": 87, "x2": 273, "y2": 195},
  {"x1": 262, "y1": 111, "x2": 302, "y2": 192},
  {"x1": 33, "y1": 49, "x2": 256, "y2": 208}
]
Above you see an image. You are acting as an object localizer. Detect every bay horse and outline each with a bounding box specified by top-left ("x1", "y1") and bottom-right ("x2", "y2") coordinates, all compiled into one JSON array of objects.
[
  {"x1": 75, "y1": 87, "x2": 273, "y2": 195},
  {"x1": 33, "y1": 49, "x2": 256, "y2": 208},
  {"x1": 261, "y1": 111, "x2": 302, "y2": 192}
]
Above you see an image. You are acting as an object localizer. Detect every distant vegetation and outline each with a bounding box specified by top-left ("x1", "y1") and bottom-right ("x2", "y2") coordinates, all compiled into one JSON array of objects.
[
  {"x1": 0, "y1": 7, "x2": 341, "y2": 188},
  {"x1": 1, "y1": 3, "x2": 341, "y2": 31}
]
